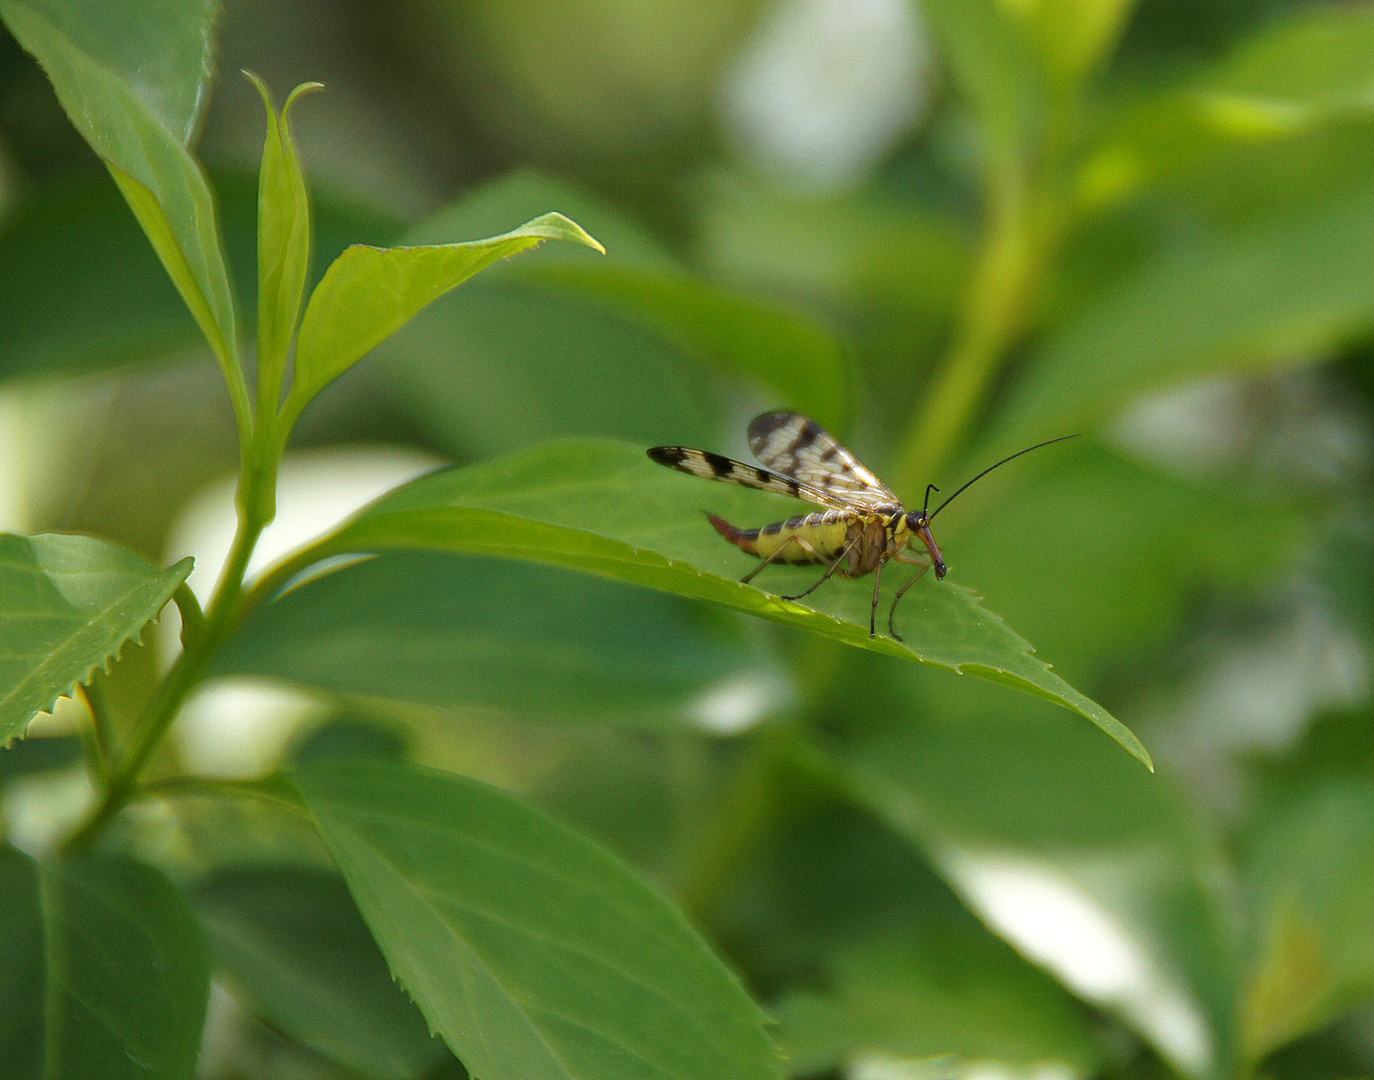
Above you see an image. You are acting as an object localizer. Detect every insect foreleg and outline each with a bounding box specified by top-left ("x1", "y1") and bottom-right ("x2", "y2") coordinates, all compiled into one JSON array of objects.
[
  {"x1": 886, "y1": 552, "x2": 931, "y2": 642},
  {"x1": 778, "y1": 532, "x2": 863, "y2": 603}
]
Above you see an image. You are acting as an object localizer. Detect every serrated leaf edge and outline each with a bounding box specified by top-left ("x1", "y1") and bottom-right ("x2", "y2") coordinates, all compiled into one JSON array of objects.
[{"x1": 2, "y1": 554, "x2": 193, "y2": 748}]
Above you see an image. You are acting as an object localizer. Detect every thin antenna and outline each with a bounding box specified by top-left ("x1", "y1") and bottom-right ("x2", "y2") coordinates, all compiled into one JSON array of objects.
[
  {"x1": 923, "y1": 484, "x2": 940, "y2": 514},
  {"x1": 929, "y1": 434, "x2": 1080, "y2": 519}
]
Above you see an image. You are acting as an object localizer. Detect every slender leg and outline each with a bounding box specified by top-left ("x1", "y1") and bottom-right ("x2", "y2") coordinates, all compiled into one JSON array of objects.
[
  {"x1": 887, "y1": 554, "x2": 930, "y2": 642},
  {"x1": 739, "y1": 534, "x2": 823, "y2": 585},
  {"x1": 869, "y1": 559, "x2": 884, "y2": 637},
  {"x1": 779, "y1": 533, "x2": 864, "y2": 602}
]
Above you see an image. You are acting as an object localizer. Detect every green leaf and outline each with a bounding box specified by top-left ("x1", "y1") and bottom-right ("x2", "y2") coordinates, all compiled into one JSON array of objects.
[
  {"x1": 247, "y1": 74, "x2": 321, "y2": 414},
  {"x1": 395, "y1": 171, "x2": 673, "y2": 273},
  {"x1": 290, "y1": 212, "x2": 604, "y2": 408},
  {"x1": 674, "y1": 757, "x2": 1101, "y2": 1077},
  {"x1": 195, "y1": 864, "x2": 446, "y2": 1080},
  {"x1": 0, "y1": 735, "x2": 82, "y2": 785},
  {"x1": 377, "y1": 173, "x2": 852, "y2": 453},
  {"x1": 916, "y1": 0, "x2": 1046, "y2": 167},
  {"x1": 774, "y1": 929, "x2": 1103, "y2": 1077},
  {"x1": 1207, "y1": 6, "x2": 1374, "y2": 116},
  {"x1": 931, "y1": 442, "x2": 1299, "y2": 686},
  {"x1": 292, "y1": 759, "x2": 782, "y2": 1080},
  {"x1": 296, "y1": 439, "x2": 1149, "y2": 766},
  {"x1": 0, "y1": 533, "x2": 192, "y2": 747},
  {"x1": 1017, "y1": 0, "x2": 1135, "y2": 86},
  {"x1": 1082, "y1": 8, "x2": 1374, "y2": 209},
  {"x1": 827, "y1": 705, "x2": 1238, "y2": 1078},
  {"x1": 1241, "y1": 768, "x2": 1374, "y2": 1063},
  {"x1": 0, "y1": 844, "x2": 209, "y2": 1080},
  {"x1": 516, "y1": 263, "x2": 853, "y2": 435},
  {"x1": 991, "y1": 180, "x2": 1374, "y2": 450},
  {"x1": 0, "y1": 0, "x2": 242, "y2": 398},
  {"x1": 0, "y1": 0, "x2": 215, "y2": 140},
  {"x1": 217, "y1": 552, "x2": 790, "y2": 730},
  {"x1": 380, "y1": 281, "x2": 722, "y2": 459},
  {"x1": 0, "y1": 171, "x2": 404, "y2": 385}
]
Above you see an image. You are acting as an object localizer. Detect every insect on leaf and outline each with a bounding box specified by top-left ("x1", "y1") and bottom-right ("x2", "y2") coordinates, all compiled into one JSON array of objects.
[{"x1": 291, "y1": 440, "x2": 1151, "y2": 767}]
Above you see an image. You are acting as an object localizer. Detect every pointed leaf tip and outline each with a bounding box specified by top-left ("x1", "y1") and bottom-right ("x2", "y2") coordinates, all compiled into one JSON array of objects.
[
  {"x1": 242, "y1": 68, "x2": 272, "y2": 104},
  {"x1": 283, "y1": 81, "x2": 326, "y2": 120},
  {"x1": 289, "y1": 209, "x2": 607, "y2": 408},
  {"x1": 520, "y1": 211, "x2": 606, "y2": 254}
]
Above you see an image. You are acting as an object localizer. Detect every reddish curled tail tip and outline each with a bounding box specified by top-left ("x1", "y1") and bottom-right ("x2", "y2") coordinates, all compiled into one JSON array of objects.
[
  {"x1": 706, "y1": 512, "x2": 757, "y2": 553},
  {"x1": 705, "y1": 512, "x2": 735, "y2": 539}
]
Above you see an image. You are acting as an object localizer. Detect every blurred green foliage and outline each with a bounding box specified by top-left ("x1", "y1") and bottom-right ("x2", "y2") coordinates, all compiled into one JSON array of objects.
[{"x1": 2, "y1": 0, "x2": 1374, "y2": 1078}]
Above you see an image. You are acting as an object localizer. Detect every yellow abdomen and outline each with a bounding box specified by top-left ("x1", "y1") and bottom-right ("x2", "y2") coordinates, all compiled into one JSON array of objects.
[
  {"x1": 755, "y1": 513, "x2": 850, "y2": 563},
  {"x1": 708, "y1": 509, "x2": 855, "y2": 565}
]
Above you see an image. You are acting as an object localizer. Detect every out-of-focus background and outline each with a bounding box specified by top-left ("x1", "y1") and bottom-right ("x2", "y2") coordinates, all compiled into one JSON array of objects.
[{"x1": 3, "y1": 1, "x2": 1374, "y2": 1078}]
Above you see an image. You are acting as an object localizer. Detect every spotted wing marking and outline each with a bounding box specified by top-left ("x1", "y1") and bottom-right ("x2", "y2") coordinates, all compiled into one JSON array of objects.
[
  {"x1": 647, "y1": 445, "x2": 852, "y2": 510},
  {"x1": 747, "y1": 411, "x2": 899, "y2": 511}
]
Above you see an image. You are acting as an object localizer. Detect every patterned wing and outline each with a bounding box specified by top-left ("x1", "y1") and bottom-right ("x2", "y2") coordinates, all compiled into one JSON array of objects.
[
  {"x1": 747, "y1": 411, "x2": 899, "y2": 511},
  {"x1": 647, "y1": 446, "x2": 851, "y2": 510}
]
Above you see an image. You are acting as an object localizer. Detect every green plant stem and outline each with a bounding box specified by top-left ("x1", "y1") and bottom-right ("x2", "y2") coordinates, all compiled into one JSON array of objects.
[
  {"x1": 172, "y1": 582, "x2": 205, "y2": 650},
  {"x1": 134, "y1": 773, "x2": 306, "y2": 815},
  {"x1": 676, "y1": 726, "x2": 794, "y2": 918},
  {"x1": 215, "y1": 337, "x2": 255, "y2": 455},
  {"x1": 63, "y1": 503, "x2": 268, "y2": 852},
  {"x1": 891, "y1": 169, "x2": 1043, "y2": 491},
  {"x1": 61, "y1": 405, "x2": 332, "y2": 852},
  {"x1": 78, "y1": 682, "x2": 117, "y2": 778}
]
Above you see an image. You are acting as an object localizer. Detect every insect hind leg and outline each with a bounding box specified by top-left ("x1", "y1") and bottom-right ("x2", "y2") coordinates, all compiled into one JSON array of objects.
[
  {"x1": 741, "y1": 532, "x2": 863, "y2": 615},
  {"x1": 739, "y1": 533, "x2": 823, "y2": 585},
  {"x1": 779, "y1": 533, "x2": 863, "y2": 602}
]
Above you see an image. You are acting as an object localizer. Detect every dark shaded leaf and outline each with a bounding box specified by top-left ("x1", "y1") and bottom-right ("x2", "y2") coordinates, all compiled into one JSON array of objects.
[
  {"x1": 0, "y1": 845, "x2": 209, "y2": 1080},
  {"x1": 219, "y1": 552, "x2": 789, "y2": 730},
  {"x1": 293, "y1": 759, "x2": 782, "y2": 1080},
  {"x1": 196, "y1": 864, "x2": 447, "y2": 1080}
]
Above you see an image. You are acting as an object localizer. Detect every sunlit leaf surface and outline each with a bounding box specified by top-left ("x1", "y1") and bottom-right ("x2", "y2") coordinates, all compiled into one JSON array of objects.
[
  {"x1": 829, "y1": 702, "x2": 1238, "y2": 1079},
  {"x1": 774, "y1": 926, "x2": 1104, "y2": 1078},
  {"x1": 292, "y1": 212, "x2": 603, "y2": 402}
]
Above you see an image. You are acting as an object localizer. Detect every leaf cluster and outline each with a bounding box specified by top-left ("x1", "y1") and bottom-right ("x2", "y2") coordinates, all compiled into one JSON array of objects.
[{"x1": 1, "y1": 2, "x2": 1373, "y2": 1079}]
